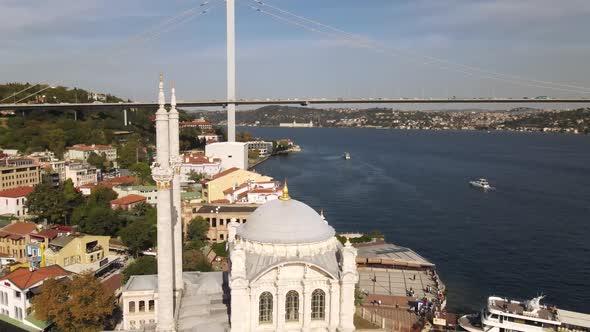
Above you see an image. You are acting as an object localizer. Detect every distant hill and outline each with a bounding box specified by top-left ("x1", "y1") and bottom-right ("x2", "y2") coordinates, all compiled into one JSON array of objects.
[{"x1": 0, "y1": 82, "x2": 124, "y2": 104}]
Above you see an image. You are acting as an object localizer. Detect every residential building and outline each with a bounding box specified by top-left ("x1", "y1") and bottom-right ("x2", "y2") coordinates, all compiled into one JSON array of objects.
[
  {"x1": 28, "y1": 151, "x2": 66, "y2": 184},
  {"x1": 0, "y1": 265, "x2": 71, "y2": 330},
  {"x1": 180, "y1": 121, "x2": 213, "y2": 130},
  {"x1": 279, "y1": 120, "x2": 314, "y2": 127},
  {"x1": 201, "y1": 167, "x2": 272, "y2": 203},
  {"x1": 223, "y1": 180, "x2": 282, "y2": 204},
  {"x1": 205, "y1": 142, "x2": 248, "y2": 171},
  {"x1": 121, "y1": 275, "x2": 158, "y2": 330},
  {"x1": 0, "y1": 158, "x2": 41, "y2": 190},
  {"x1": 110, "y1": 194, "x2": 147, "y2": 210},
  {"x1": 78, "y1": 176, "x2": 137, "y2": 196},
  {"x1": 0, "y1": 222, "x2": 38, "y2": 263},
  {"x1": 66, "y1": 144, "x2": 117, "y2": 166},
  {"x1": 245, "y1": 141, "x2": 274, "y2": 157},
  {"x1": 0, "y1": 186, "x2": 34, "y2": 219},
  {"x1": 113, "y1": 185, "x2": 157, "y2": 205},
  {"x1": 44, "y1": 234, "x2": 110, "y2": 273},
  {"x1": 180, "y1": 152, "x2": 222, "y2": 183},
  {"x1": 181, "y1": 203, "x2": 258, "y2": 243},
  {"x1": 197, "y1": 134, "x2": 224, "y2": 144},
  {"x1": 65, "y1": 163, "x2": 100, "y2": 187}
]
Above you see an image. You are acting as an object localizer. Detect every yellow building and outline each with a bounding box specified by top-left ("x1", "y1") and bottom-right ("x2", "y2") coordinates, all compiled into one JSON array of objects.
[
  {"x1": 182, "y1": 202, "x2": 258, "y2": 243},
  {"x1": 0, "y1": 159, "x2": 41, "y2": 190},
  {"x1": 202, "y1": 167, "x2": 272, "y2": 203},
  {"x1": 0, "y1": 222, "x2": 38, "y2": 263},
  {"x1": 44, "y1": 234, "x2": 109, "y2": 271}
]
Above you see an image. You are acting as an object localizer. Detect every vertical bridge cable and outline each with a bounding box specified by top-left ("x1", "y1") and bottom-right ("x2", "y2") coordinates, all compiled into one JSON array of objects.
[{"x1": 245, "y1": 0, "x2": 590, "y2": 95}]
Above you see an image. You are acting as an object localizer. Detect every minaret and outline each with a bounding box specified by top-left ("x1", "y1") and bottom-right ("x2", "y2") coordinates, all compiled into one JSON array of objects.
[
  {"x1": 168, "y1": 83, "x2": 183, "y2": 296},
  {"x1": 151, "y1": 74, "x2": 175, "y2": 332}
]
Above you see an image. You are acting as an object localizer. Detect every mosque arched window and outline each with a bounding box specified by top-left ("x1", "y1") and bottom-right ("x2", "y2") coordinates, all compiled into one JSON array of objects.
[
  {"x1": 311, "y1": 289, "x2": 326, "y2": 320},
  {"x1": 259, "y1": 292, "x2": 273, "y2": 324},
  {"x1": 285, "y1": 290, "x2": 299, "y2": 321}
]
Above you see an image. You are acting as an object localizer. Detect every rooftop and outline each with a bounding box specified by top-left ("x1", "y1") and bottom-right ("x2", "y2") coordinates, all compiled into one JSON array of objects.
[
  {"x1": 195, "y1": 204, "x2": 259, "y2": 214},
  {"x1": 0, "y1": 265, "x2": 70, "y2": 290},
  {"x1": 111, "y1": 194, "x2": 147, "y2": 205},
  {"x1": 355, "y1": 241, "x2": 434, "y2": 268},
  {"x1": 0, "y1": 186, "x2": 34, "y2": 198},
  {"x1": 0, "y1": 222, "x2": 37, "y2": 236},
  {"x1": 124, "y1": 274, "x2": 158, "y2": 292},
  {"x1": 68, "y1": 144, "x2": 114, "y2": 151},
  {"x1": 211, "y1": 167, "x2": 240, "y2": 180},
  {"x1": 558, "y1": 309, "x2": 590, "y2": 329}
]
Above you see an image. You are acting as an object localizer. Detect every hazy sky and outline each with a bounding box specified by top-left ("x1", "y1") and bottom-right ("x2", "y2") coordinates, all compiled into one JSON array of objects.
[{"x1": 2, "y1": 0, "x2": 590, "y2": 102}]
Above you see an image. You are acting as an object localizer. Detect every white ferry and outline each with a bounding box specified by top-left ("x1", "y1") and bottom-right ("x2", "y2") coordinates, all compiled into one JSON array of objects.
[
  {"x1": 343, "y1": 152, "x2": 351, "y2": 160},
  {"x1": 469, "y1": 178, "x2": 494, "y2": 190},
  {"x1": 459, "y1": 296, "x2": 590, "y2": 332}
]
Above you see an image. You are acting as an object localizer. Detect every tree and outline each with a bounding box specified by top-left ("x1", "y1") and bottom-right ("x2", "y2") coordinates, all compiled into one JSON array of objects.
[
  {"x1": 87, "y1": 152, "x2": 107, "y2": 171},
  {"x1": 186, "y1": 216, "x2": 209, "y2": 250},
  {"x1": 236, "y1": 131, "x2": 253, "y2": 142},
  {"x1": 119, "y1": 219, "x2": 156, "y2": 257},
  {"x1": 188, "y1": 171, "x2": 206, "y2": 183},
  {"x1": 88, "y1": 186, "x2": 118, "y2": 206},
  {"x1": 248, "y1": 149, "x2": 260, "y2": 159},
  {"x1": 183, "y1": 249, "x2": 212, "y2": 272},
  {"x1": 32, "y1": 273, "x2": 115, "y2": 332},
  {"x1": 211, "y1": 241, "x2": 228, "y2": 258},
  {"x1": 129, "y1": 162, "x2": 153, "y2": 184},
  {"x1": 72, "y1": 204, "x2": 125, "y2": 236},
  {"x1": 123, "y1": 256, "x2": 158, "y2": 283}
]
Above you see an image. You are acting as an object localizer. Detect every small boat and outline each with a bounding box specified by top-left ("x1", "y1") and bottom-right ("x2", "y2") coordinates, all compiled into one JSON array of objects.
[
  {"x1": 469, "y1": 178, "x2": 494, "y2": 190},
  {"x1": 343, "y1": 152, "x2": 351, "y2": 160}
]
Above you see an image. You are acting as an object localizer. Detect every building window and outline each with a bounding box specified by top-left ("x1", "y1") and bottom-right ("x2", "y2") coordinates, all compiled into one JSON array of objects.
[
  {"x1": 311, "y1": 289, "x2": 326, "y2": 320},
  {"x1": 220, "y1": 234, "x2": 224, "y2": 240},
  {"x1": 285, "y1": 290, "x2": 299, "y2": 322},
  {"x1": 259, "y1": 292, "x2": 273, "y2": 324},
  {"x1": 149, "y1": 300, "x2": 155, "y2": 312},
  {"x1": 129, "y1": 301, "x2": 135, "y2": 313},
  {"x1": 139, "y1": 300, "x2": 145, "y2": 312}
]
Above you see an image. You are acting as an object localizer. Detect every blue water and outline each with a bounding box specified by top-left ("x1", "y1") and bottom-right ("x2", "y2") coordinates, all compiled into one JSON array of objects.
[{"x1": 244, "y1": 127, "x2": 590, "y2": 313}]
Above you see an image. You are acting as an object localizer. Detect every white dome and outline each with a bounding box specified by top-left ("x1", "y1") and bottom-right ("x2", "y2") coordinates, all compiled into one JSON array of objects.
[{"x1": 237, "y1": 198, "x2": 335, "y2": 244}]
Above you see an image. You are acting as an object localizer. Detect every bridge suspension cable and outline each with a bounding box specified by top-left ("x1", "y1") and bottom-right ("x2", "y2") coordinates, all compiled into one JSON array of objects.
[
  {"x1": 0, "y1": 84, "x2": 41, "y2": 103},
  {"x1": 244, "y1": 0, "x2": 590, "y2": 95}
]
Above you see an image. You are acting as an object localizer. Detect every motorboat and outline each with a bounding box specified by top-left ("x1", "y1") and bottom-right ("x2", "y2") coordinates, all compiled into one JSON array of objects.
[
  {"x1": 469, "y1": 178, "x2": 494, "y2": 190},
  {"x1": 343, "y1": 152, "x2": 351, "y2": 160}
]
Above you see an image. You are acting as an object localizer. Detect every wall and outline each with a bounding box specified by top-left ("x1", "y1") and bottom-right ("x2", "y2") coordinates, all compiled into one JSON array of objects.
[{"x1": 205, "y1": 142, "x2": 248, "y2": 171}]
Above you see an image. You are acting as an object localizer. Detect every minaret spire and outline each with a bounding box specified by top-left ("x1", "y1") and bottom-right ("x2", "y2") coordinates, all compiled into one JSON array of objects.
[
  {"x1": 168, "y1": 80, "x2": 184, "y2": 298},
  {"x1": 158, "y1": 73, "x2": 165, "y2": 109}
]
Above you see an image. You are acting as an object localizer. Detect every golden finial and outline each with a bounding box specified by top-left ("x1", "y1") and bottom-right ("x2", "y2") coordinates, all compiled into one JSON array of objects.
[
  {"x1": 159, "y1": 72, "x2": 163, "y2": 82},
  {"x1": 279, "y1": 178, "x2": 290, "y2": 201}
]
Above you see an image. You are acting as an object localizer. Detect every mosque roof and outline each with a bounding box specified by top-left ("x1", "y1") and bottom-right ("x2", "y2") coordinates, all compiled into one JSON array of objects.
[
  {"x1": 244, "y1": 249, "x2": 341, "y2": 281},
  {"x1": 236, "y1": 184, "x2": 335, "y2": 244}
]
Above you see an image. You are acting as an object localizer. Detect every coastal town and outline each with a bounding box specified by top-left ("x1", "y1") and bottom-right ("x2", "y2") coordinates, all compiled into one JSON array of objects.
[{"x1": 200, "y1": 105, "x2": 590, "y2": 134}]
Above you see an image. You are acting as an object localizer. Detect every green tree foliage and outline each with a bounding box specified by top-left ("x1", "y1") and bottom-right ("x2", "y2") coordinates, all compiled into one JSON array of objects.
[
  {"x1": 183, "y1": 249, "x2": 212, "y2": 272},
  {"x1": 119, "y1": 219, "x2": 156, "y2": 257},
  {"x1": 236, "y1": 131, "x2": 253, "y2": 142},
  {"x1": 26, "y1": 179, "x2": 82, "y2": 224},
  {"x1": 31, "y1": 273, "x2": 115, "y2": 332},
  {"x1": 117, "y1": 134, "x2": 147, "y2": 169},
  {"x1": 87, "y1": 152, "x2": 111, "y2": 171},
  {"x1": 188, "y1": 171, "x2": 206, "y2": 182},
  {"x1": 129, "y1": 162, "x2": 153, "y2": 184},
  {"x1": 179, "y1": 127, "x2": 204, "y2": 151},
  {"x1": 186, "y1": 216, "x2": 209, "y2": 250},
  {"x1": 71, "y1": 185, "x2": 126, "y2": 235},
  {"x1": 211, "y1": 241, "x2": 228, "y2": 258},
  {"x1": 123, "y1": 256, "x2": 158, "y2": 283},
  {"x1": 248, "y1": 149, "x2": 260, "y2": 159}
]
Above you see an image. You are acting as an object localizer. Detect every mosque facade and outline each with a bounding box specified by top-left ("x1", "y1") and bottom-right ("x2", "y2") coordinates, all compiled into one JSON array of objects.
[{"x1": 120, "y1": 77, "x2": 358, "y2": 332}]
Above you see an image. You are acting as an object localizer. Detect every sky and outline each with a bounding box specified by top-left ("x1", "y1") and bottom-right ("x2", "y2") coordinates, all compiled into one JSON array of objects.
[{"x1": 2, "y1": 0, "x2": 590, "y2": 103}]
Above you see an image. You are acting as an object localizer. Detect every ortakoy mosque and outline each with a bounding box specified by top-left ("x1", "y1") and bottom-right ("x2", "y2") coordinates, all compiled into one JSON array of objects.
[{"x1": 120, "y1": 77, "x2": 359, "y2": 332}]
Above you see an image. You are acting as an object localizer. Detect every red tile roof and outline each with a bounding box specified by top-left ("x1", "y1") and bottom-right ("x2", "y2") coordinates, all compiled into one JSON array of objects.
[
  {"x1": 0, "y1": 186, "x2": 34, "y2": 198},
  {"x1": 68, "y1": 144, "x2": 113, "y2": 151},
  {"x1": 101, "y1": 273, "x2": 123, "y2": 295},
  {"x1": 110, "y1": 194, "x2": 146, "y2": 205},
  {"x1": 183, "y1": 152, "x2": 220, "y2": 165},
  {"x1": 30, "y1": 229, "x2": 60, "y2": 240},
  {"x1": 103, "y1": 176, "x2": 137, "y2": 185},
  {"x1": 223, "y1": 182, "x2": 249, "y2": 195},
  {"x1": 211, "y1": 199, "x2": 230, "y2": 203},
  {"x1": 211, "y1": 167, "x2": 240, "y2": 180},
  {"x1": 1, "y1": 222, "x2": 37, "y2": 236},
  {"x1": 0, "y1": 265, "x2": 70, "y2": 290}
]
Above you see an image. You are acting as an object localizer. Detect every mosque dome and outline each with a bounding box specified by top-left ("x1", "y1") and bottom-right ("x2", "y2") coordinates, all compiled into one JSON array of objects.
[{"x1": 236, "y1": 184, "x2": 335, "y2": 244}]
